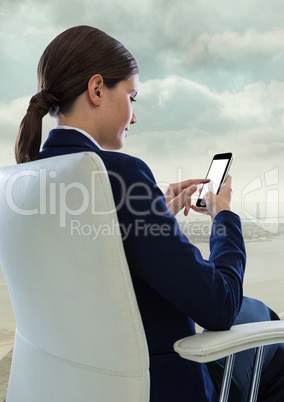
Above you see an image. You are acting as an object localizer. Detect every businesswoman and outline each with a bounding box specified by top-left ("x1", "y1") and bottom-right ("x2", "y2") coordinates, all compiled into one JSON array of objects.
[{"x1": 15, "y1": 25, "x2": 284, "y2": 402}]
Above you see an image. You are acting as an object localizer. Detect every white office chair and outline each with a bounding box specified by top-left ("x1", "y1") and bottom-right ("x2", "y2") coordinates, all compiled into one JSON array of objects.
[
  {"x1": 0, "y1": 152, "x2": 284, "y2": 402},
  {"x1": 0, "y1": 152, "x2": 149, "y2": 402}
]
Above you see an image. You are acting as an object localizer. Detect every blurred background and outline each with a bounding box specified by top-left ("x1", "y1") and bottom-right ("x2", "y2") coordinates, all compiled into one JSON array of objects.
[{"x1": 1, "y1": 0, "x2": 284, "y2": 363}]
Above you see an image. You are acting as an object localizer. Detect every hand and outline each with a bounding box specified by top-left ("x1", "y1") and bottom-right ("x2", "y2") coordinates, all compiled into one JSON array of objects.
[
  {"x1": 165, "y1": 178, "x2": 210, "y2": 216},
  {"x1": 191, "y1": 175, "x2": 233, "y2": 218}
]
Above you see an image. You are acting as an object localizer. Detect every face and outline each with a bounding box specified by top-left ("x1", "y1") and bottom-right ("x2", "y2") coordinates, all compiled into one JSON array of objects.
[{"x1": 97, "y1": 73, "x2": 139, "y2": 150}]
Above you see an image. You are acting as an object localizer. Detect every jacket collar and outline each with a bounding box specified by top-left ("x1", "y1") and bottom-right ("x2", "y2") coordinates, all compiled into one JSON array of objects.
[{"x1": 42, "y1": 127, "x2": 100, "y2": 152}]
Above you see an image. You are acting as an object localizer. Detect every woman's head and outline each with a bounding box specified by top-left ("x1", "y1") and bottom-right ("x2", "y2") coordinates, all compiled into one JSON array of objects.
[{"x1": 15, "y1": 25, "x2": 138, "y2": 163}]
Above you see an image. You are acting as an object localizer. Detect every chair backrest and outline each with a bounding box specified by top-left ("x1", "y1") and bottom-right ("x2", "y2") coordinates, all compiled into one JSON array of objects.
[{"x1": 0, "y1": 152, "x2": 149, "y2": 402}]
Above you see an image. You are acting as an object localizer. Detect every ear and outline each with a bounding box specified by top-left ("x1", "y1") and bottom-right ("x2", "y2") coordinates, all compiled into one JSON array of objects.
[{"x1": 87, "y1": 74, "x2": 104, "y2": 106}]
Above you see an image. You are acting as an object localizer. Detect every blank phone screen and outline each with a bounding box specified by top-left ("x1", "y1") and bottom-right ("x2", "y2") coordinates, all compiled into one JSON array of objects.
[{"x1": 199, "y1": 158, "x2": 229, "y2": 199}]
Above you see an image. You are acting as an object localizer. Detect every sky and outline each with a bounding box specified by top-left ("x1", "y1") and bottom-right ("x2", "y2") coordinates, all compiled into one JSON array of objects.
[{"x1": 1, "y1": 0, "x2": 284, "y2": 220}]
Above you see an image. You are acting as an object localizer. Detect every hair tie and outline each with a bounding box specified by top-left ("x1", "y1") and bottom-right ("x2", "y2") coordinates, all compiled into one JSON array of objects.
[
  {"x1": 26, "y1": 90, "x2": 55, "y2": 118},
  {"x1": 40, "y1": 89, "x2": 58, "y2": 107}
]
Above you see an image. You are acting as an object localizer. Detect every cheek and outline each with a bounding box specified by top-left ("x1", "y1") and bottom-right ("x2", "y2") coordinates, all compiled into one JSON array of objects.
[{"x1": 120, "y1": 103, "x2": 132, "y2": 123}]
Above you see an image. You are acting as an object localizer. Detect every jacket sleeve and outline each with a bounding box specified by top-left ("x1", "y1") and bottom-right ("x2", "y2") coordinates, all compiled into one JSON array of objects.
[{"x1": 108, "y1": 154, "x2": 246, "y2": 331}]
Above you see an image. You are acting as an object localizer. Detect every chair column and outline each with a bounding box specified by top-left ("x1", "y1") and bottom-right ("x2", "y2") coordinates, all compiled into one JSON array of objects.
[
  {"x1": 248, "y1": 346, "x2": 265, "y2": 402},
  {"x1": 218, "y1": 353, "x2": 236, "y2": 402}
]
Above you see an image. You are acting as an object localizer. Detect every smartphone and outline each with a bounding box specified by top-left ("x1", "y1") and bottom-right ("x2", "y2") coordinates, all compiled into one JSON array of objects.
[{"x1": 196, "y1": 152, "x2": 233, "y2": 207}]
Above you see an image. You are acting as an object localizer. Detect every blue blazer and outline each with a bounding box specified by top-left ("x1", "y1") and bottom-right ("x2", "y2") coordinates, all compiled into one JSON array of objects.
[{"x1": 40, "y1": 128, "x2": 246, "y2": 402}]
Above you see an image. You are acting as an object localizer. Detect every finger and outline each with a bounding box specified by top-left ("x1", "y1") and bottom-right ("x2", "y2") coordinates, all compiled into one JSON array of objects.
[
  {"x1": 176, "y1": 185, "x2": 197, "y2": 212},
  {"x1": 224, "y1": 174, "x2": 232, "y2": 183},
  {"x1": 203, "y1": 191, "x2": 216, "y2": 207},
  {"x1": 164, "y1": 185, "x2": 175, "y2": 199},
  {"x1": 191, "y1": 204, "x2": 212, "y2": 217},
  {"x1": 180, "y1": 178, "x2": 210, "y2": 190},
  {"x1": 170, "y1": 178, "x2": 210, "y2": 195},
  {"x1": 167, "y1": 185, "x2": 197, "y2": 215},
  {"x1": 183, "y1": 185, "x2": 202, "y2": 215},
  {"x1": 218, "y1": 175, "x2": 233, "y2": 197},
  {"x1": 221, "y1": 175, "x2": 232, "y2": 189}
]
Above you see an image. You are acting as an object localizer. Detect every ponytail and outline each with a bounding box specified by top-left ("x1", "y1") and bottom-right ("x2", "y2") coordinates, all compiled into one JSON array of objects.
[{"x1": 15, "y1": 90, "x2": 58, "y2": 164}]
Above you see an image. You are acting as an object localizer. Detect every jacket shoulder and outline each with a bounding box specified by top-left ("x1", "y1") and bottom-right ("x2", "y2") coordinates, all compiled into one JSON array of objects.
[{"x1": 97, "y1": 150, "x2": 156, "y2": 183}]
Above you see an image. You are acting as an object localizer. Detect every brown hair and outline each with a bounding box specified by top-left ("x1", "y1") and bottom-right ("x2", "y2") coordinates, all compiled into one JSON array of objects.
[{"x1": 15, "y1": 25, "x2": 138, "y2": 163}]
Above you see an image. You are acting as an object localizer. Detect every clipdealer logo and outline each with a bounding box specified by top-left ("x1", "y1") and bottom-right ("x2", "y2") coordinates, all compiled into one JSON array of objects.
[
  {"x1": 241, "y1": 167, "x2": 279, "y2": 234},
  {"x1": 4, "y1": 167, "x2": 167, "y2": 229},
  {"x1": 5, "y1": 168, "x2": 117, "y2": 227}
]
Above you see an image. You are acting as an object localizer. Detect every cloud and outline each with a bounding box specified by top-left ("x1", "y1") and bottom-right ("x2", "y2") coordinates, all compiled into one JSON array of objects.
[
  {"x1": 219, "y1": 80, "x2": 284, "y2": 127},
  {"x1": 2, "y1": 0, "x2": 284, "y2": 101},
  {"x1": 0, "y1": 9, "x2": 59, "y2": 101},
  {"x1": 186, "y1": 29, "x2": 284, "y2": 65},
  {"x1": 0, "y1": 97, "x2": 28, "y2": 142},
  {"x1": 0, "y1": 96, "x2": 28, "y2": 167},
  {"x1": 132, "y1": 76, "x2": 284, "y2": 134}
]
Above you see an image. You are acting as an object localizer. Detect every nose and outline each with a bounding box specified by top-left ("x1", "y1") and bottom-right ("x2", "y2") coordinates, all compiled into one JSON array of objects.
[{"x1": 130, "y1": 112, "x2": 136, "y2": 125}]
